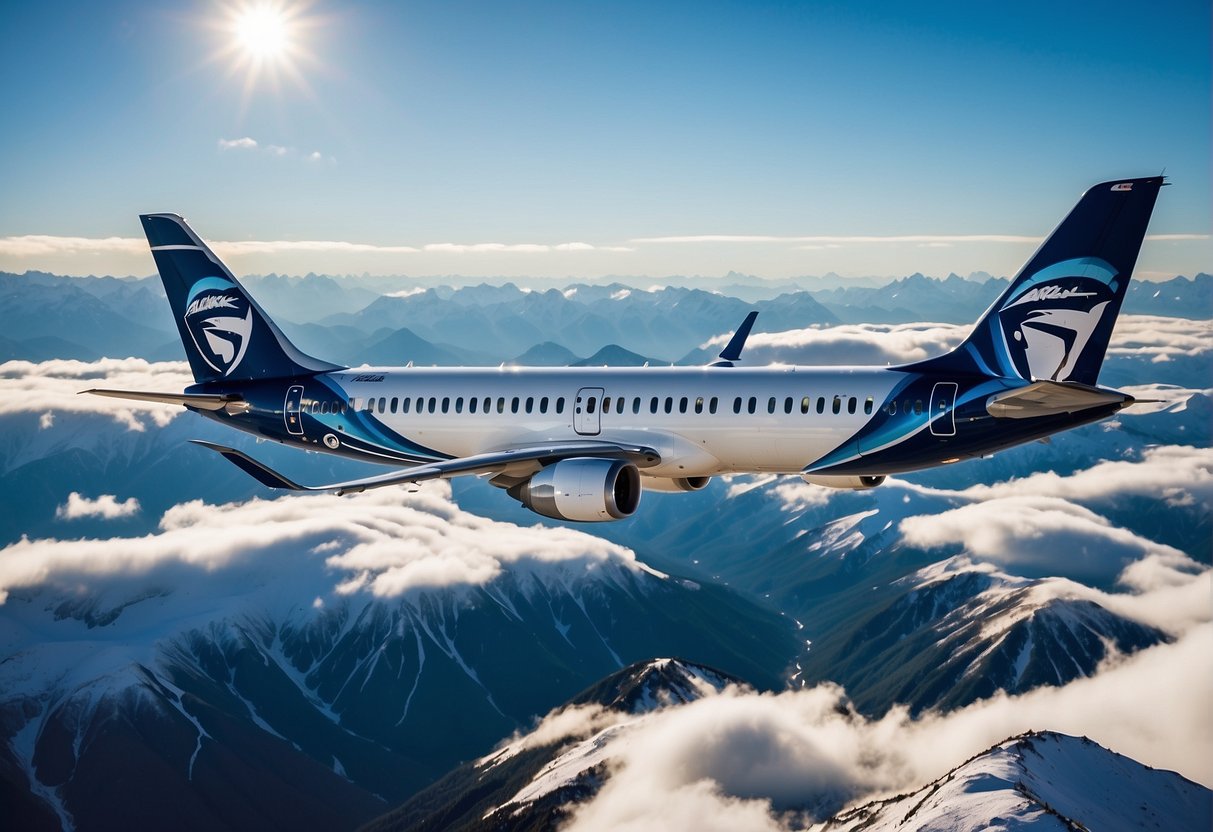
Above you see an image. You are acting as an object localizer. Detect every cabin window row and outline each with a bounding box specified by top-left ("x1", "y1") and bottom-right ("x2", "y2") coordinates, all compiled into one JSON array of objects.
[
  {"x1": 342, "y1": 394, "x2": 876, "y2": 418},
  {"x1": 729, "y1": 395, "x2": 875, "y2": 416},
  {"x1": 355, "y1": 395, "x2": 569, "y2": 416}
]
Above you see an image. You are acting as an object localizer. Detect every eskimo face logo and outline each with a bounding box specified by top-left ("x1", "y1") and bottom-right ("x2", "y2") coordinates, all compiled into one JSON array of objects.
[
  {"x1": 996, "y1": 257, "x2": 1119, "y2": 382},
  {"x1": 183, "y1": 277, "x2": 253, "y2": 376}
]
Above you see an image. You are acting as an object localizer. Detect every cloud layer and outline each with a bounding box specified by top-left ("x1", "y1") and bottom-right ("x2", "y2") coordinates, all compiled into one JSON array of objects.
[
  {"x1": 0, "y1": 358, "x2": 193, "y2": 430},
  {"x1": 0, "y1": 483, "x2": 654, "y2": 607},
  {"x1": 556, "y1": 622, "x2": 1211, "y2": 832}
]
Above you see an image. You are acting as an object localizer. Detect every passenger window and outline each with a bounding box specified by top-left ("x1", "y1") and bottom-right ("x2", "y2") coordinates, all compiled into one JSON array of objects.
[
  {"x1": 633, "y1": 397, "x2": 641, "y2": 414},
  {"x1": 864, "y1": 396, "x2": 874, "y2": 415},
  {"x1": 832, "y1": 396, "x2": 841, "y2": 415},
  {"x1": 709, "y1": 396, "x2": 718, "y2": 414},
  {"x1": 441, "y1": 397, "x2": 450, "y2": 413},
  {"x1": 817, "y1": 397, "x2": 826, "y2": 414},
  {"x1": 617, "y1": 397, "x2": 625, "y2": 414},
  {"x1": 497, "y1": 397, "x2": 505, "y2": 414},
  {"x1": 526, "y1": 396, "x2": 534, "y2": 414},
  {"x1": 469, "y1": 397, "x2": 478, "y2": 414},
  {"x1": 390, "y1": 397, "x2": 398, "y2": 413},
  {"x1": 748, "y1": 397, "x2": 757, "y2": 414},
  {"x1": 603, "y1": 396, "x2": 612, "y2": 412},
  {"x1": 914, "y1": 400, "x2": 923, "y2": 415},
  {"x1": 650, "y1": 396, "x2": 659, "y2": 414},
  {"x1": 768, "y1": 397, "x2": 777, "y2": 414},
  {"x1": 483, "y1": 397, "x2": 491, "y2": 414},
  {"x1": 586, "y1": 397, "x2": 596, "y2": 414},
  {"x1": 801, "y1": 396, "x2": 810, "y2": 414},
  {"x1": 540, "y1": 396, "x2": 549, "y2": 414},
  {"x1": 888, "y1": 400, "x2": 897, "y2": 415},
  {"x1": 402, "y1": 398, "x2": 412, "y2": 414},
  {"x1": 320, "y1": 401, "x2": 329, "y2": 414},
  {"x1": 679, "y1": 396, "x2": 688, "y2": 414},
  {"x1": 511, "y1": 397, "x2": 520, "y2": 414},
  {"x1": 455, "y1": 397, "x2": 464, "y2": 413},
  {"x1": 664, "y1": 397, "x2": 673, "y2": 414},
  {"x1": 379, "y1": 397, "x2": 387, "y2": 413},
  {"x1": 784, "y1": 396, "x2": 793, "y2": 414},
  {"x1": 556, "y1": 397, "x2": 565, "y2": 414},
  {"x1": 848, "y1": 397, "x2": 857, "y2": 414},
  {"x1": 733, "y1": 397, "x2": 742, "y2": 414},
  {"x1": 428, "y1": 397, "x2": 437, "y2": 413},
  {"x1": 695, "y1": 396, "x2": 704, "y2": 414},
  {"x1": 339, "y1": 402, "x2": 347, "y2": 414}
]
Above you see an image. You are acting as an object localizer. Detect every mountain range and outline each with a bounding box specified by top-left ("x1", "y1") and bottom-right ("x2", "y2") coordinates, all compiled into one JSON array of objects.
[{"x1": 1, "y1": 274, "x2": 1209, "y2": 830}]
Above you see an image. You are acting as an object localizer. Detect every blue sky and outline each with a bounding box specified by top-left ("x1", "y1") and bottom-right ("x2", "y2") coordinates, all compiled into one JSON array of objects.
[{"x1": 1, "y1": 0, "x2": 1208, "y2": 279}]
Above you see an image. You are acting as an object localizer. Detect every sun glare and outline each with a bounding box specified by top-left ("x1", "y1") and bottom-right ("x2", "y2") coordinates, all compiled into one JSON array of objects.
[{"x1": 236, "y1": 6, "x2": 289, "y2": 60}]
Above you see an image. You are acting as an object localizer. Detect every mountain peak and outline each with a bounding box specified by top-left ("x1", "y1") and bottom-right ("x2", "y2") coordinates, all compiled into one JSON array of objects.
[
  {"x1": 820, "y1": 731, "x2": 1212, "y2": 831},
  {"x1": 568, "y1": 658, "x2": 744, "y2": 714}
]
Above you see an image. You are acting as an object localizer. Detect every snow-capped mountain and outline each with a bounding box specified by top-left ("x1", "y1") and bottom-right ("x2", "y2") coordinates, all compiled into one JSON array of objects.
[
  {"x1": 799, "y1": 559, "x2": 1169, "y2": 714},
  {"x1": 813, "y1": 731, "x2": 1212, "y2": 831},
  {"x1": 0, "y1": 494, "x2": 800, "y2": 831},
  {"x1": 364, "y1": 658, "x2": 743, "y2": 832}
]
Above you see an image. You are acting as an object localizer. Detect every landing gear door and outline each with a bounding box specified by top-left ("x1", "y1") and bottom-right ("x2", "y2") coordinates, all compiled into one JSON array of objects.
[
  {"x1": 284, "y1": 384, "x2": 305, "y2": 436},
  {"x1": 929, "y1": 382, "x2": 958, "y2": 437},
  {"x1": 574, "y1": 387, "x2": 604, "y2": 436}
]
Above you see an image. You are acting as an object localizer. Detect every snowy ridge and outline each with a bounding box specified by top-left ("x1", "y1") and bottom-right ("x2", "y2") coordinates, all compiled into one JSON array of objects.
[
  {"x1": 481, "y1": 659, "x2": 743, "y2": 819},
  {"x1": 811, "y1": 731, "x2": 1212, "y2": 831}
]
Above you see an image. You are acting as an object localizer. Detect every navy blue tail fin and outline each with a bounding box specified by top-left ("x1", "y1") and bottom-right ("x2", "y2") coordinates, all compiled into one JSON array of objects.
[
  {"x1": 140, "y1": 214, "x2": 342, "y2": 385},
  {"x1": 910, "y1": 176, "x2": 1164, "y2": 385}
]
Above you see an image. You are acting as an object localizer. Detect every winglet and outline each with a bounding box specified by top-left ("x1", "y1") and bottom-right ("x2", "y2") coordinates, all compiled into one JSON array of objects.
[
  {"x1": 190, "y1": 440, "x2": 306, "y2": 490},
  {"x1": 711, "y1": 310, "x2": 759, "y2": 367}
]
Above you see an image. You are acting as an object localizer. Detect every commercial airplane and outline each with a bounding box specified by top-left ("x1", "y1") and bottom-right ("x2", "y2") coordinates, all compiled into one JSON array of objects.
[{"x1": 87, "y1": 176, "x2": 1163, "y2": 521}]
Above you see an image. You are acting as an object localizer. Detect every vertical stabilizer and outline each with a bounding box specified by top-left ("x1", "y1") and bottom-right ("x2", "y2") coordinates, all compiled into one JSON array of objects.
[
  {"x1": 140, "y1": 214, "x2": 341, "y2": 384},
  {"x1": 910, "y1": 176, "x2": 1163, "y2": 384}
]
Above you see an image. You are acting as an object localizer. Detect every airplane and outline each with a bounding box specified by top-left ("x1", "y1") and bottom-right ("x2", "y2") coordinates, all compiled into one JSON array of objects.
[{"x1": 86, "y1": 176, "x2": 1164, "y2": 522}]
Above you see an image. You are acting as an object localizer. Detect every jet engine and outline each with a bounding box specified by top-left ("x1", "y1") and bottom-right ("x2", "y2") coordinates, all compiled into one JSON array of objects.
[
  {"x1": 508, "y1": 458, "x2": 641, "y2": 522},
  {"x1": 800, "y1": 474, "x2": 886, "y2": 490},
  {"x1": 641, "y1": 475, "x2": 711, "y2": 493}
]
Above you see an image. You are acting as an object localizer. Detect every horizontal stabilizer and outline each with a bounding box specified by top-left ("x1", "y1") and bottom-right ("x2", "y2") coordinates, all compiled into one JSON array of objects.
[
  {"x1": 986, "y1": 381, "x2": 1131, "y2": 419},
  {"x1": 192, "y1": 439, "x2": 661, "y2": 496},
  {"x1": 82, "y1": 388, "x2": 243, "y2": 412}
]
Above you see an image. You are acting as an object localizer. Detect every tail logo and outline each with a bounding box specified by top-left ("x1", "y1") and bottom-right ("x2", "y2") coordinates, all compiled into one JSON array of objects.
[
  {"x1": 183, "y1": 278, "x2": 254, "y2": 376},
  {"x1": 995, "y1": 257, "x2": 1120, "y2": 382}
]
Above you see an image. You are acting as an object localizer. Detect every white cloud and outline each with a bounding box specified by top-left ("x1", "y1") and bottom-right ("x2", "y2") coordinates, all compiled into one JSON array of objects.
[
  {"x1": 560, "y1": 624, "x2": 1213, "y2": 831},
  {"x1": 0, "y1": 484, "x2": 658, "y2": 606},
  {"x1": 898, "y1": 495, "x2": 1186, "y2": 581},
  {"x1": 0, "y1": 358, "x2": 193, "y2": 430},
  {"x1": 217, "y1": 136, "x2": 258, "y2": 150},
  {"x1": 631, "y1": 233, "x2": 1207, "y2": 246},
  {"x1": 702, "y1": 322, "x2": 967, "y2": 366},
  {"x1": 0, "y1": 235, "x2": 146, "y2": 258},
  {"x1": 56, "y1": 492, "x2": 140, "y2": 521}
]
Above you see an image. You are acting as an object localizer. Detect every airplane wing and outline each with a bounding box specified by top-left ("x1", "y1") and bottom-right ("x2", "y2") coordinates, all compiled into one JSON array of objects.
[
  {"x1": 82, "y1": 388, "x2": 245, "y2": 412},
  {"x1": 986, "y1": 380, "x2": 1132, "y2": 419},
  {"x1": 192, "y1": 440, "x2": 661, "y2": 495}
]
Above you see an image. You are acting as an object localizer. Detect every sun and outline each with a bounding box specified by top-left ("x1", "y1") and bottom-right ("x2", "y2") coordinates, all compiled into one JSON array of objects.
[{"x1": 235, "y1": 5, "x2": 290, "y2": 61}]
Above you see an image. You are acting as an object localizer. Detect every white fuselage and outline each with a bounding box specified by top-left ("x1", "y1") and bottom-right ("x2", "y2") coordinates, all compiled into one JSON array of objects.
[{"x1": 317, "y1": 365, "x2": 909, "y2": 476}]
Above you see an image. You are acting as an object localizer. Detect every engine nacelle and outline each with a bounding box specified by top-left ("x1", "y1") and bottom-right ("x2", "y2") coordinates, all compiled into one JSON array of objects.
[
  {"x1": 641, "y1": 475, "x2": 711, "y2": 493},
  {"x1": 800, "y1": 474, "x2": 886, "y2": 490},
  {"x1": 508, "y1": 458, "x2": 642, "y2": 522}
]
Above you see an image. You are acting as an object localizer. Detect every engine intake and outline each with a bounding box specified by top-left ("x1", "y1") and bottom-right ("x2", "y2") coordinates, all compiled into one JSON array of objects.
[
  {"x1": 800, "y1": 474, "x2": 886, "y2": 490},
  {"x1": 508, "y1": 458, "x2": 642, "y2": 522}
]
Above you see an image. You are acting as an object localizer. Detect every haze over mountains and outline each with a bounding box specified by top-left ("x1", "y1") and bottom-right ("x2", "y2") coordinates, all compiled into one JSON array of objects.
[
  {"x1": 2, "y1": 270, "x2": 1209, "y2": 365},
  {"x1": 0, "y1": 271, "x2": 1209, "y2": 830}
]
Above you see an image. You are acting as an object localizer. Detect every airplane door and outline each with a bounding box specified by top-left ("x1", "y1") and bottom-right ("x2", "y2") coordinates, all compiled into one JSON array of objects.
[
  {"x1": 574, "y1": 387, "x2": 603, "y2": 436},
  {"x1": 284, "y1": 384, "x2": 304, "y2": 436},
  {"x1": 929, "y1": 382, "x2": 958, "y2": 437}
]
